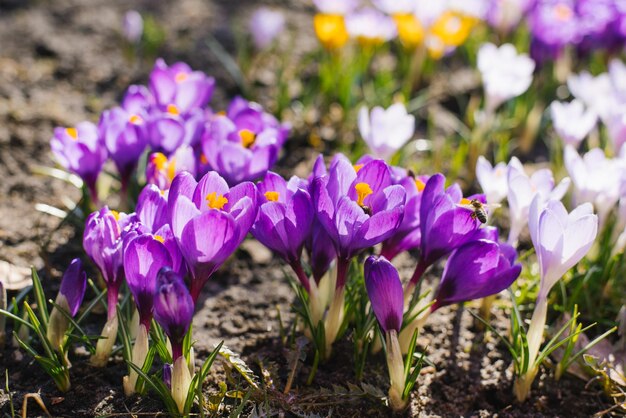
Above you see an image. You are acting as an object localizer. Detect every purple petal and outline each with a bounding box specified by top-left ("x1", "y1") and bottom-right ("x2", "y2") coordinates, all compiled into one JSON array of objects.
[{"x1": 364, "y1": 256, "x2": 404, "y2": 333}]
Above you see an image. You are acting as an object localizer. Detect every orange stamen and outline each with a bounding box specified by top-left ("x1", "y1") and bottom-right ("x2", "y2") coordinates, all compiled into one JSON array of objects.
[
  {"x1": 264, "y1": 191, "x2": 280, "y2": 202},
  {"x1": 66, "y1": 127, "x2": 78, "y2": 140},
  {"x1": 239, "y1": 129, "x2": 256, "y2": 148},
  {"x1": 355, "y1": 182, "x2": 373, "y2": 207},
  {"x1": 206, "y1": 192, "x2": 228, "y2": 210},
  {"x1": 167, "y1": 104, "x2": 180, "y2": 115}
]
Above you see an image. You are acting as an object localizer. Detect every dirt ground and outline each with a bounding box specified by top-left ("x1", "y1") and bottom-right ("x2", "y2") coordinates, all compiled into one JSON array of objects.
[{"x1": 0, "y1": 0, "x2": 616, "y2": 416}]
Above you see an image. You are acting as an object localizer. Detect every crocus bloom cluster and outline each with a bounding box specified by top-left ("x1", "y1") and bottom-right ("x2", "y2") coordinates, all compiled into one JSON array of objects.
[
  {"x1": 51, "y1": 59, "x2": 289, "y2": 202},
  {"x1": 202, "y1": 97, "x2": 289, "y2": 185},
  {"x1": 358, "y1": 103, "x2": 415, "y2": 161},
  {"x1": 527, "y1": 0, "x2": 626, "y2": 62},
  {"x1": 477, "y1": 43, "x2": 535, "y2": 113},
  {"x1": 568, "y1": 60, "x2": 626, "y2": 154},
  {"x1": 47, "y1": 259, "x2": 87, "y2": 350}
]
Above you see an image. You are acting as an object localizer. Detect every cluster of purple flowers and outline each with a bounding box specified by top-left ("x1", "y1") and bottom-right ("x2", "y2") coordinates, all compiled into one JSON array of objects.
[
  {"x1": 526, "y1": 0, "x2": 626, "y2": 62},
  {"x1": 51, "y1": 58, "x2": 289, "y2": 202}
]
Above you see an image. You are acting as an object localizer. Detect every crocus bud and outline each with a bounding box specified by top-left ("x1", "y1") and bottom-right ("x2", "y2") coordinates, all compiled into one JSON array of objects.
[
  {"x1": 47, "y1": 259, "x2": 87, "y2": 350},
  {"x1": 364, "y1": 256, "x2": 407, "y2": 411},
  {"x1": 123, "y1": 10, "x2": 143, "y2": 44},
  {"x1": 153, "y1": 267, "x2": 194, "y2": 361},
  {"x1": 163, "y1": 363, "x2": 173, "y2": 389}
]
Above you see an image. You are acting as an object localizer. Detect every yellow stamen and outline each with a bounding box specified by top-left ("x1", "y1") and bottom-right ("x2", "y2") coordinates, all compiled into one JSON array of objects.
[
  {"x1": 460, "y1": 198, "x2": 471, "y2": 205},
  {"x1": 314, "y1": 14, "x2": 349, "y2": 50},
  {"x1": 554, "y1": 3, "x2": 573, "y2": 21},
  {"x1": 415, "y1": 179, "x2": 426, "y2": 192},
  {"x1": 264, "y1": 191, "x2": 280, "y2": 202},
  {"x1": 353, "y1": 164, "x2": 364, "y2": 173},
  {"x1": 355, "y1": 182, "x2": 373, "y2": 207},
  {"x1": 200, "y1": 153, "x2": 208, "y2": 165},
  {"x1": 393, "y1": 14, "x2": 424, "y2": 48},
  {"x1": 154, "y1": 235, "x2": 165, "y2": 243},
  {"x1": 239, "y1": 129, "x2": 256, "y2": 148},
  {"x1": 152, "y1": 153, "x2": 168, "y2": 171},
  {"x1": 167, "y1": 104, "x2": 180, "y2": 115},
  {"x1": 206, "y1": 192, "x2": 228, "y2": 210},
  {"x1": 66, "y1": 127, "x2": 78, "y2": 140},
  {"x1": 217, "y1": 110, "x2": 226, "y2": 116},
  {"x1": 174, "y1": 72, "x2": 188, "y2": 83},
  {"x1": 129, "y1": 114, "x2": 143, "y2": 125},
  {"x1": 167, "y1": 157, "x2": 177, "y2": 181},
  {"x1": 110, "y1": 210, "x2": 120, "y2": 221}
]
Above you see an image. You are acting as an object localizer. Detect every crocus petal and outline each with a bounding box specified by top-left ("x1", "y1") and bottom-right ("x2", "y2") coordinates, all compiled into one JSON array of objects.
[{"x1": 364, "y1": 256, "x2": 404, "y2": 333}]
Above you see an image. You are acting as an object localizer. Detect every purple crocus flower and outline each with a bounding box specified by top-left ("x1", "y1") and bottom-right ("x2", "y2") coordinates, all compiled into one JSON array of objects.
[
  {"x1": 201, "y1": 110, "x2": 285, "y2": 185},
  {"x1": 47, "y1": 258, "x2": 88, "y2": 349},
  {"x1": 146, "y1": 146, "x2": 197, "y2": 191},
  {"x1": 58, "y1": 258, "x2": 88, "y2": 317},
  {"x1": 528, "y1": 0, "x2": 580, "y2": 61},
  {"x1": 168, "y1": 171, "x2": 258, "y2": 302},
  {"x1": 312, "y1": 155, "x2": 406, "y2": 288},
  {"x1": 364, "y1": 256, "x2": 404, "y2": 333},
  {"x1": 50, "y1": 121, "x2": 107, "y2": 202},
  {"x1": 251, "y1": 171, "x2": 314, "y2": 291},
  {"x1": 99, "y1": 107, "x2": 148, "y2": 190},
  {"x1": 227, "y1": 97, "x2": 290, "y2": 145},
  {"x1": 407, "y1": 173, "x2": 482, "y2": 291},
  {"x1": 364, "y1": 255, "x2": 408, "y2": 411},
  {"x1": 123, "y1": 84, "x2": 154, "y2": 115},
  {"x1": 381, "y1": 174, "x2": 428, "y2": 260},
  {"x1": 136, "y1": 184, "x2": 169, "y2": 233},
  {"x1": 123, "y1": 10, "x2": 143, "y2": 44},
  {"x1": 148, "y1": 107, "x2": 206, "y2": 153},
  {"x1": 149, "y1": 58, "x2": 215, "y2": 115},
  {"x1": 431, "y1": 239, "x2": 522, "y2": 311},
  {"x1": 124, "y1": 234, "x2": 173, "y2": 329},
  {"x1": 249, "y1": 7, "x2": 286, "y2": 49},
  {"x1": 83, "y1": 207, "x2": 125, "y2": 319},
  {"x1": 153, "y1": 267, "x2": 194, "y2": 361},
  {"x1": 303, "y1": 156, "x2": 338, "y2": 284}
]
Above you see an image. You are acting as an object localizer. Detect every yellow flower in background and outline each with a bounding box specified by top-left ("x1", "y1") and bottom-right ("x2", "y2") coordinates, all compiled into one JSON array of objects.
[
  {"x1": 314, "y1": 14, "x2": 349, "y2": 50},
  {"x1": 392, "y1": 14, "x2": 424, "y2": 48},
  {"x1": 429, "y1": 11, "x2": 477, "y2": 48}
]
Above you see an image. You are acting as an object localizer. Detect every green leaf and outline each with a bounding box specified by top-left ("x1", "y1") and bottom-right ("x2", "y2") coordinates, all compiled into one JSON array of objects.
[
  {"x1": 30, "y1": 268, "x2": 49, "y2": 329},
  {"x1": 0, "y1": 309, "x2": 35, "y2": 332},
  {"x1": 126, "y1": 361, "x2": 178, "y2": 414}
]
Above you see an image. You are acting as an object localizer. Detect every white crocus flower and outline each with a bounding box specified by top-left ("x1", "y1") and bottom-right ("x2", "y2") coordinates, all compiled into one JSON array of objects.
[
  {"x1": 564, "y1": 146, "x2": 622, "y2": 226},
  {"x1": 506, "y1": 157, "x2": 570, "y2": 246},
  {"x1": 477, "y1": 43, "x2": 535, "y2": 113},
  {"x1": 476, "y1": 156, "x2": 508, "y2": 204},
  {"x1": 358, "y1": 103, "x2": 415, "y2": 161},
  {"x1": 550, "y1": 100, "x2": 597, "y2": 147}
]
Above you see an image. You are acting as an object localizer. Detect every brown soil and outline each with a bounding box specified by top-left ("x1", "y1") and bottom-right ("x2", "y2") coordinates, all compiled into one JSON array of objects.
[{"x1": 0, "y1": 0, "x2": 615, "y2": 417}]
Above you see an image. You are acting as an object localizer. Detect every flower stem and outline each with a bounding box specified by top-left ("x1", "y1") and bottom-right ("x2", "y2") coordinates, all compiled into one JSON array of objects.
[{"x1": 289, "y1": 259, "x2": 311, "y2": 293}]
